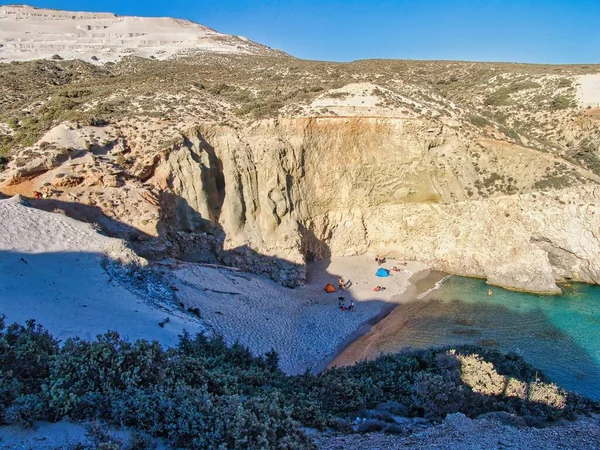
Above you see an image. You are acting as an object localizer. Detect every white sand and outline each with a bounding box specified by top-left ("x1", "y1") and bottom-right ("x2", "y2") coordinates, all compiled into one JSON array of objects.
[
  {"x1": 0, "y1": 196, "x2": 204, "y2": 345},
  {"x1": 162, "y1": 256, "x2": 430, "y2": 373},
  {"x1": 0, "y1": 421, "x2": 170, "y2": 450},
  {"x1": 576, "y1": 74, "x2": 600, "y2": 108},
  {"x1": 0, "y1": 194, "x2": 431, "y2": 374}
]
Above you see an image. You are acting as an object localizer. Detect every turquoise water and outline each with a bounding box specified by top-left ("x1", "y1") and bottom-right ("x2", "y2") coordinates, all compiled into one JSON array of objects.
[{"x1": 335, "y1": 277, "x2": 600, "y2": 399}]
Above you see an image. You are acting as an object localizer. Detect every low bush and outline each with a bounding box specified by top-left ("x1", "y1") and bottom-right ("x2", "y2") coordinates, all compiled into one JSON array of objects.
[
  {"x1": 484, "y1": 80, "x2": 541, "y2": 106},
  {"x1": 468, "y1": 115, "x2": 491, "y2": 128},
  {"x1": 569, "y1": 139, "x2": 600, "y2": 175},
  {"x1": 557, "y1": 78, "x2": 573, "y2": 89},
  {"x1": 484, "y1": 90, "x2": 511, "y2": 106},
  {"x1": 550, "y1": 95, "x2": 573, "y2": 110},
  {"x1": 0, "y1": 316, "x2": 598, "y2": 449}
]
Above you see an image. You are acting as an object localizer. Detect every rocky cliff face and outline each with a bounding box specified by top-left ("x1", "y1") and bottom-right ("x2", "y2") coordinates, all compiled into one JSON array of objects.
[
  {"x1": 1, "y1": 32, "x2": 600, "y2": 293},
  {"x1": 108, "y1": 117, "x2": 597, "y2": 292},
  {"x1": 2, "y1": 113, "x2": 599, "y2": 292},
  {"x1": 3, "y1": 111, "x2": 599, "y2": 292},
  {"x1": 206, "y1": 119, "x2": 600, "y2": 293},
  {"x1": 333, "y1": 189, "x2": 600, "y2": 293}
]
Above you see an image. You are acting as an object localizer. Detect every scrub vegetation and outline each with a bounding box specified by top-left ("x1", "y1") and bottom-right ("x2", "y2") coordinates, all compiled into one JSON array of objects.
[
  {"x1": 1, "y1": 55, "x2": 599, "y2": 173},
  {"x1": 1, "y1": 316, "x2": 597, "y2": 449}
]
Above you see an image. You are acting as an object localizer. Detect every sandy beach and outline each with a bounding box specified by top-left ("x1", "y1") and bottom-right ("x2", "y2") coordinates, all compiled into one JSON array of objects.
[
  {"x1": 328, "y1": 273, "x2": 450, "y2": 369},
  {"x1": 162, "y1": 256, "x2": 435, "y2": 373},
  {"x1": 1, "y1": 195, "x2": 440, "y2": 374}
]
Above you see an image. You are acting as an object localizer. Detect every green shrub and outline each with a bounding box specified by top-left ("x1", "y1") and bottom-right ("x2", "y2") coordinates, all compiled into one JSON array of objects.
[
  {"x1": 550, "y1": 95, "x2": 573, "y2": 110},
  {"x1": 569, "y1": 139, "x2": 600, "y2": 175},
  {"x1": 0, "y1": 316, "x2": 58, "y2": 421},
  {"x1": 469, "y1": 115, "x2": 491, "y2": 128},
  {"x1": 0, "y1": 319, "x2": 598, "y2": 448},
  {"x1": 557, "y1": 78, "x2": 573, "y2": 88},
  {"x1": 499, "y1": 126, "x2": 521, "y2": 143},
  {"x1": 484, "y1": 80, "x2": 541, "y2": 106},
  {"x1": 129, "y1": 429, "x2": 157, "y2": 449},
  {"x1": 484, "y1": 90, "x2": 511, "y2": 106},
  {"x1": 3, "y1": 394, "x2": 45, "y2": 428}
]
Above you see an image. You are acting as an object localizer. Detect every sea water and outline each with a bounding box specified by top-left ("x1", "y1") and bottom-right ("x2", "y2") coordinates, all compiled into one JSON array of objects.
[{"x1": 336, "y1": 276, "x2": 600, "y2": 399}]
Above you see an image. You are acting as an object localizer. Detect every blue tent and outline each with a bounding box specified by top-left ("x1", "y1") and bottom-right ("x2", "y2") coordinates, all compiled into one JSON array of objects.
[{"x1": 376, "y1": 268, "x2": 390, "y2": 277}]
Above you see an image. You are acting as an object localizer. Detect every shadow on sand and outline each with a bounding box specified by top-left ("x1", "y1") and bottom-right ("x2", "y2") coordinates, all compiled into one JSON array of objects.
[{"x1": 2, "y1": 194, "x2": 600, "y2": 409}]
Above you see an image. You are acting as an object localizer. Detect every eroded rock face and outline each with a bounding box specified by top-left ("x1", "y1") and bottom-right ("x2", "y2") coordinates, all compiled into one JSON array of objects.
[
  {"x1": 144, "y1": 117, "x2": 600, "y2": 292},
  {"x1": 2, "y1": 116, "x2": 599, "y2": 292},
  {"x1": 319, "y1": 188, "x2": 600, "y2": 293}
]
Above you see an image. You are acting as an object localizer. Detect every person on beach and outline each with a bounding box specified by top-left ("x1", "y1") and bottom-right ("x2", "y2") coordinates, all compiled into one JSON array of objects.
[
  {"x1": 349, "y1": 300, "x2": 355, "y2": 312},
  {"x1": 375, "y1": 255, "x2": 386, "y2": 265},
  {"x1": 339, "y1": 297, "x2": 349, "y2": 311},
  {"x1": 338, "y1": 277, "x2": 346, "y2": 291}
]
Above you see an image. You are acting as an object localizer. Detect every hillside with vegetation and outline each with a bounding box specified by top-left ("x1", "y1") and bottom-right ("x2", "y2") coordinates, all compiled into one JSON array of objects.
[
  {"x1": 1, "y1": 316, "x2": 598, "y2": 449},
  {"x1": 1, "y1": 53, "x2": 600, "y2": 293}
]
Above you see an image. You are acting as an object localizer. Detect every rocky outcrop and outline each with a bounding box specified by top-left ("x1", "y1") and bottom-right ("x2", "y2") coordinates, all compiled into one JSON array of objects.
[
  {"x1": 0, "y1": 5, "x2": 286, "y2": 63},
  {"x1": 3, "y1": 116, "x2": 599, "y2": 292},
  {"x1": 145, "y1": 117, "x2": 600, "y2": 292},
  {"x1": 314, "y1": 188, "x2": 600, "y2": 293}
]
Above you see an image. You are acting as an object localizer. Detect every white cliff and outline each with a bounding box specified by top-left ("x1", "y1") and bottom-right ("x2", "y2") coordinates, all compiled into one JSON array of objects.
[
  {"x1": 4, "y1": 115, "x2": 598, "y2": 293},
  {"x1": 0, "y1": 5, "x2": 285, "y2": 63}
]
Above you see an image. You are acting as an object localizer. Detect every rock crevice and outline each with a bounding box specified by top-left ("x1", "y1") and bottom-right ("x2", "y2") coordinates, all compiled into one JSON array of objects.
[
  {"x1": 3, "y1": 117, "x2": 600, "y2": 292},
  {"x1": 147, "y1": 118, "x2": 600, "y2": 293}
]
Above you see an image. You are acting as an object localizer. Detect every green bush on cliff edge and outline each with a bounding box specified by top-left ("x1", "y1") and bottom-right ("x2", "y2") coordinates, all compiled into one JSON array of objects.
[{"x1": 0, "y1": 315, "x2": 597, "y2": 449}]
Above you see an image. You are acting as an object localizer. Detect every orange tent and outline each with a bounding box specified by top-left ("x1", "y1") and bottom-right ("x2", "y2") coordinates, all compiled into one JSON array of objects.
[{"x1": 324, "y1": 283, "x2": 336, "y2": 293}]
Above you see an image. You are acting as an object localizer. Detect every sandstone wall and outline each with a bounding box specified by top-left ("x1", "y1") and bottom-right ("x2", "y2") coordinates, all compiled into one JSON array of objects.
[
  {"x1": 311, "y1": 188, "x2": 600, "y2": 293},
  {"x1": 150, "y1": 117, "x2": 600, "y2": 292},
  {"x1": 3, "y1": 116, "x2": 598, "y2": 292}
]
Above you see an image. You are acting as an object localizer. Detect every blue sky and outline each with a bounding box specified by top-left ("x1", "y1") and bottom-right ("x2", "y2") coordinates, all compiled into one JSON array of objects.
[{"x1": 9, "y1": 0, "x2": 600, "y2": 63}]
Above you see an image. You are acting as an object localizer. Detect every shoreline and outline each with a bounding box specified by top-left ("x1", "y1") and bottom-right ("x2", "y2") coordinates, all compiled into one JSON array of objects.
[
  {"x1": 316, "y1": 269, "x2": 449, "y2": 373},
  {"x1": 165, "y1": 255, "x2": 442, "y2": 374},
  {"x1": 415, "y1": 274, "x2": 453, "y2": 299},
  {"x1": 0, "y1": 202, "x2": 453, "y2": 379}
]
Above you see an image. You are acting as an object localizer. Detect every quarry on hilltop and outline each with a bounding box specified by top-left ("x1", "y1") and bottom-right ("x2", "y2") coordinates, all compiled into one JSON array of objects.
[{"x1": 0, "y1": 4, "x2": 285, "y2": 63}]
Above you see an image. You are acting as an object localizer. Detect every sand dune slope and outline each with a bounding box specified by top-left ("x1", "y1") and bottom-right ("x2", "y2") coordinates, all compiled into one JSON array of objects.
[{"x1": 0, "y1": 195, "x2": 204, "y2": 345}]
